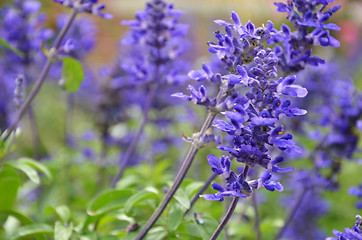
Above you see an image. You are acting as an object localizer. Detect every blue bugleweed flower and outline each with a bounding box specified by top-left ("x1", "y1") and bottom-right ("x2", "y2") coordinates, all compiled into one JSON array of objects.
[
  {"x1": 349, "y1": 184, "x2": 362, "y2": 210},
  {"x1": 53, "y1": 0, "x2": 112, "y2": 19},
  {"x1": 271, "y1": 0, "x2": 341, "y2": 73},
  {"x1": 327, "y1": 215, "x2": 362, "y2": 240}
]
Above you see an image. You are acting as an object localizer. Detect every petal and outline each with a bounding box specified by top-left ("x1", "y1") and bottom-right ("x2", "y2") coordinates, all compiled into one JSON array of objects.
[{"x1": 188, "y1": 70, "x2": 208, "y2": 81}]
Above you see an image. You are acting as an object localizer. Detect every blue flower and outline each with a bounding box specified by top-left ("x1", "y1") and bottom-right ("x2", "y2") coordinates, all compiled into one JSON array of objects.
[{"x1": 271, "y1": 0, "x2": 340, "y2": 73}]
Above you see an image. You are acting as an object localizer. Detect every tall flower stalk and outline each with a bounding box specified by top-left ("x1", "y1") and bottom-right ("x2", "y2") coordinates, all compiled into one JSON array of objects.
[{"x1": 111, "y1": 0, "x2": 189, "y2": 187}]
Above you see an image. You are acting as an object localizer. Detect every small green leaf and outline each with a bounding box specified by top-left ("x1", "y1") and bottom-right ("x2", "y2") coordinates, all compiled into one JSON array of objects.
[
  {"x1": 5, "y1": 161, "x2": 40, "y2": 184},
  {"x1": 0, "y1": 38, "x2": 24, "y2": 58},
  {"x1": 0, "y1": 168, "x2": 21, "y2": 210},
  {"x1": 174, "y1": 188, "x2": 190, "y2": 209},
  {"x1": 54, "y1": 221, "x2": 72, "y2": 240},
  {"x1": 124, "y1": 188, "x2": 159, "y2": 215},
  {"x1": 167, "y1": 202, "x2": 185, "y2": 232},
  {"x1": 87, "y1": 189, "x2": 134, "y2": 216},
  {"x1": 18, "y1": 158, "x2": 53, "y2": 181},
  {"x1": 61, "y1": 56, "x2": 84, "y2": 92},
  {"x1": 10, "y1": 223, "x2": 53, "y2": 240}
]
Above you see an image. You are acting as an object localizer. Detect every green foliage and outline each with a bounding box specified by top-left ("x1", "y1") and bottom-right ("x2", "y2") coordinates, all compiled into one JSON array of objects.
[{"x1": 61, "y1": 56, "x2": 84, "y2": 92}]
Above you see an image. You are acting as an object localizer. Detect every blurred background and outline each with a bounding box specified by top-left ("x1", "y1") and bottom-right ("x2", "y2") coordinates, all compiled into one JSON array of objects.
[
  {"x1": 1, "y1": 0, "x2": 362, "y2": 239},
  {"x1": 1, "y1": 0, "x2": 361, "y2": 81}
]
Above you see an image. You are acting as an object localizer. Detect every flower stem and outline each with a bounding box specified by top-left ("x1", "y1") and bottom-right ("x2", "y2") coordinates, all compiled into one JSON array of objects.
[
  {"x1": 111, "y1": 84, "x2": 157, "y2": 188},
  {"x1": 134, "y1": 111, "x2": 218, "y2": 240},
  {"x1": 273, "y1": 187, "x2": 308, "y2": 240},
  {"x1": 210, "y1": 196, "x2": 240, "y2": 240},
  {"x1": 1, "y1": 8, "x2": 78, "y2": 142},
  {"x1": 184, "y1": 172, "x2": 217, "y2": 216},
  {"x1": 251, "y1": 192, "x2": 262, "y2": 240}
]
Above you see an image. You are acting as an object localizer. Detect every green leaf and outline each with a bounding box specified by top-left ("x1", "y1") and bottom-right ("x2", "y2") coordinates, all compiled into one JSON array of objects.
[
  {"x1": 61, "y1": 56, "x2": 84, "y2": 92},
  {"x1": 124, "y1": 188, "x2": 159, "y2": 215},
  {"x1": 87, "y1": 189, "x2": 134, "y2": 216},
  {"x1": 0, "y1": 38, "x2": 24, "y2": 58},
  {"x1": 0, "y1": 210, "x2": 33, "y2": 225},
  {"x1": 167, "y1": 202, "x2": 185, "y2": 232},
  {"x1": 5, "y1": 158, "x2": 52, "y2": 184},
  {"x1": 174, "y1": 188, "x2": 190, "y2": 209},
  {"x1": 0, "y1": 168, "x2": 21, "y2": 210},
  {"x1": 10, "y1": 223, "x2": 53, "y2": 240},
  {"x1": 54, "y1": 221, "x2": 72, "y2": 240},
  {"x1": 18, "y1": 158, "x2": 53, "y2": 181},
  {"x1": 5, "y1": 161, "x2": 40, "y2": 184}
]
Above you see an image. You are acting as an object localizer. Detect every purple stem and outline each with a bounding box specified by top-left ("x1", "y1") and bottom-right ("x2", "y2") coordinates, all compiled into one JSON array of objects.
[
  {"x1": 1, "y1": 8, "x2": 79, "y2": 142},
  {"x1": 211, "y1": 196, "x2": 240, "y2": 240}
]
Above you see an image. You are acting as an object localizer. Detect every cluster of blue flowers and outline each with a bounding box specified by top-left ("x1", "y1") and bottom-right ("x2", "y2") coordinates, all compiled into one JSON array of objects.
[
  {"x1": 272, "y1": 0, "x2": 341, "y2": 73},
  {"x1": 53, "y1": 0, "x2": 112, "y2": 19},
  {"x1": 174, "y1": 8, "x2": 310, "y2": 201},
  {"x1": 174, "y1": 0, "x2": 344, "y2": 205}
]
